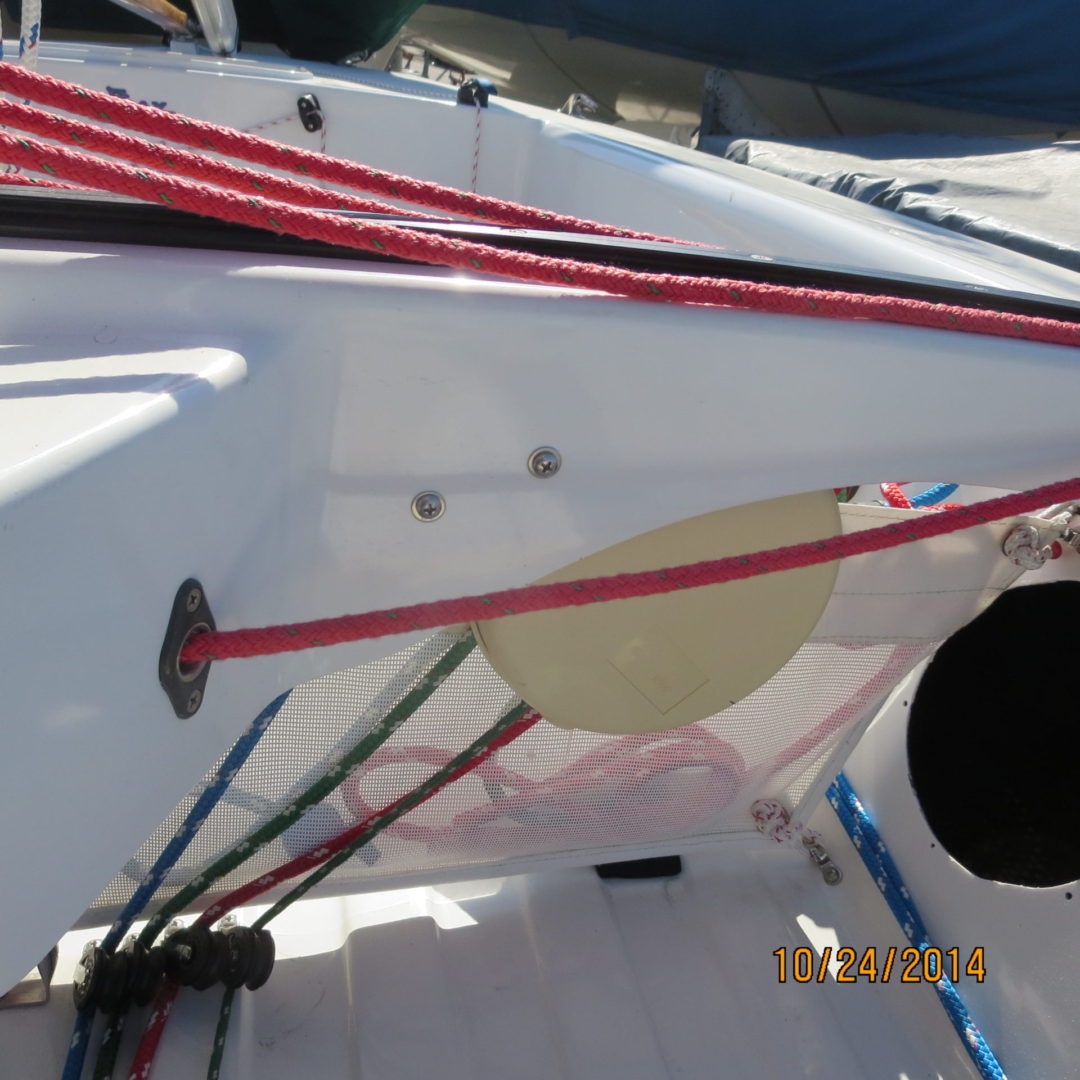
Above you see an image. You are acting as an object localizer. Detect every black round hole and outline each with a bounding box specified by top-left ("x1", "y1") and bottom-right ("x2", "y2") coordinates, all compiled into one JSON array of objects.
[
  {"x1": 1066, "y1": 893, "x2": 1073, "y2": 900},
  {"x1": 908, "y1": 582, "x2": 1080, "y2": 888}
]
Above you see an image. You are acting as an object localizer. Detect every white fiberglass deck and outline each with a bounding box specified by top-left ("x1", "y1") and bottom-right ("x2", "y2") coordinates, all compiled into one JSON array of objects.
[
  {"x1": 30, "y1": 40, "x2": 1080, "y2": 303},
  {"x1": 7, "y1": 232, "x2": 1080, "y2": 993},
  {"x1": 2, "y1": 806, "x2": 981, "y2": 1080}
]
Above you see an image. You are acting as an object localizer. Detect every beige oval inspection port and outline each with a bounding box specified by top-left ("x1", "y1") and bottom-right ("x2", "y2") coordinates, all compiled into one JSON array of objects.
[{"x1": 473, "y1": 490, "x2": 841, "y2": 734}]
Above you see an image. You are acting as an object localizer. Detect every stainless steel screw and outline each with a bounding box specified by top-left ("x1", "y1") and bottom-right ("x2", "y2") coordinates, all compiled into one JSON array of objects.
[
  {"x1": 527, "y1": 446, "x2": 561, "y2": 478},
  {"x1": 186, "y1": 688, "x2": 203, "y2": 714},
  {"x1": 185, "y1": 587, "x2": 202, "y2": 613},
  {"x1": 411, "y1": 491, "x2": 446, "y2": 522}
]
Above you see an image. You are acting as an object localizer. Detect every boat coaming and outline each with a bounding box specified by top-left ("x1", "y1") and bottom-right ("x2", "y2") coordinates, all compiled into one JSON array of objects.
[
  {"x1": 2, "y1": 39, "x2": 1080, "y2": 1080},
  {"x1": 2, "y1": 231, "x2": 1080, "y2": 989},
  {"x1": 22, "y1": 40, "x2": 1080, "y2": 303}
]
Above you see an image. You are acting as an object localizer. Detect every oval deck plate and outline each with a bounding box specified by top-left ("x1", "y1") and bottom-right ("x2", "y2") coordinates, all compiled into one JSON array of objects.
[{"x1": 473, "y1": 491, "x2": 841, "y2": 734}]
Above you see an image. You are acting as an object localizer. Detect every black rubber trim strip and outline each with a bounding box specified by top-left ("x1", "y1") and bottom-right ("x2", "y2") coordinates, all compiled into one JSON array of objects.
[{"x1": 3, "y1": 187, "x2": 1080, "y2": 323}]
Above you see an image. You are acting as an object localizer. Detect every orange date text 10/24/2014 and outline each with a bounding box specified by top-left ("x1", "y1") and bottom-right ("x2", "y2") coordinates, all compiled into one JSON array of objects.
[{"x1": 773, "y1": 946, "x2": 986, "y2": 984}]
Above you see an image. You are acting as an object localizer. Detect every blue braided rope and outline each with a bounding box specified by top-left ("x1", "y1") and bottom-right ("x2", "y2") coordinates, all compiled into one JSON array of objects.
[
  {"x1": 910, "y1": 482, "x2": 959, "y2": 508},
  {"x1": 60, "y1": 692, "x2": 289, "y2": 1080},
  {"x1": 828, "y1": 773, "x2": 1007, "y2": 1080}
]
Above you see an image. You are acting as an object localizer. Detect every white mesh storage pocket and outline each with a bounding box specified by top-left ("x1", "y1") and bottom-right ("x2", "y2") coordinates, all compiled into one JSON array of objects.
[
  {"x1": 91, "y1": 504, "x2": 1022, "y2": 917},
  {"x1": 94, "y1": 632, "x2": 929, "y2": 915}
]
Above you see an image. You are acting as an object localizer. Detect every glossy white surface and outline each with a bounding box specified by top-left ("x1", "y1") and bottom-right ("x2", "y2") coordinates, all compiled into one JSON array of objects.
[
  {"x1": 5, "y1": 36, "x2": 1080, "y2": 1035},
  {"x1": 29, "y1": 41, "x2": 1080, "y2": 299},
  {"x1": 3, "y1": 236, "x2": 1080, "y2": 990},
  {"x1": 845, "y1": 653, "x2": 1080, "y2": 1080},
  {"x1": 0, "y1": 840, "x2": 981, "y2": 1080},
  {"x1": 0, "y1": 343, "x2": 245, "y2": 499}
]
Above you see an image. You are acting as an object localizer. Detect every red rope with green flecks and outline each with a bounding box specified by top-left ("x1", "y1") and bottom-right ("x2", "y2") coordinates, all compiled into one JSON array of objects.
[
  {"x1": 3, "y1": 92, "x2": 1080, "y2": 346},
  {"x1": 2, "y1": 76, "x2": 1080, "y2": 667},
  {"x1": 0, "y1": 96, "x2": 435, "y2": 219},
  {"x1": 3, "y1": 77, "x2": 1080, "y2": 345},
  {"x1": 0, "y1": 168, "x2": 80, "y2": 190},
  {"x1": 0, "y1": 61, "x2": 691, "y2": 244},
  {"x1": 168, "y1": 477, "x2": 1080, "y2": 665}
]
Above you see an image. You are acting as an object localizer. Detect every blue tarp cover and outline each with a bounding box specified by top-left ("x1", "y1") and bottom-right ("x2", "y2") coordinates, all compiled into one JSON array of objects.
[{"x1": 432, "y1": 0, "x2": 1080, "y2": 124}]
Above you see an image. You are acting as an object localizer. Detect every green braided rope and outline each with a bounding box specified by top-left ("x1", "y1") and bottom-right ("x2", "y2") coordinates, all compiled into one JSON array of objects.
[
  {"x1": 90, "y1": 633, "x2": 475, "y2": 1080},
  {"x1": 207, "y1": 988, "x2": 237, "y2": 1080},
  {"x1": 205, "y1": 699, "x2": 532, "y2": 1080},
  {"x1": 256, "y1": 700, "x2": 531, "y2": 926},
  {"x1": 89, "y1": 1011, "x2": 127, "y2": 1080},
  {"x1": 140, "y1": 633, "x2": 475, "y2": 946}
]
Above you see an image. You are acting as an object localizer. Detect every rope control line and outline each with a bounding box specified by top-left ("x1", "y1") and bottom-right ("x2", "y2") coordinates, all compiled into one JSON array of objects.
[
  {"x1": 0, "y1": 170, "x2": 78, "y2": 189},
  {"x1": 16, "y1": 0, "x2": 40, "y2": 71},
  {"x1": 61, "y1": 692, "x2": 288, "y2": 1080},
  {"x1": 7, "y1": 57, "x2": 1066, "y2": 1076},
  {"x1": 0, "y1": 97, "x2": 434, "y2": 220},
  {"x1": 86, "y1": 634, "x2": 475, "y2": 1080},
  {"x1": 3, "y1": 68, "x2": 1080, "y2": 350},
  {"x1": 123, "y1": 702, "x2": 541, "y2": 1080},
  {"x1": 880, "y1": 482, "x2": 915, "y2": 510},
  {"x1": 0, "y1": 63, "x2": 688, "y2": 244},
  {"x1": 335, "y1": 725, "x2": 744, "y2": 855},
  {"x1": 5, "y1": 114, "x2": 1080, "y2": 358},
  {"x1": 829, "y1": 774, "x2": 1007, "y2": 1080},
  {"x1": 173, "y1": 477, "x2": 1080, "y2": 665},
  {"x1": 879, "y1": 481, "x2": 962, "y2": 511},
  {"x1": 910, "y1": 482, "x2": 960, "y2": 508}
]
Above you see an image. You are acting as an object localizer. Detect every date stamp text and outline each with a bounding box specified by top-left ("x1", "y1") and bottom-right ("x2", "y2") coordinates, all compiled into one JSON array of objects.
[{"x1": 773, "y1": 946, "x2": 986, "y2": 984}]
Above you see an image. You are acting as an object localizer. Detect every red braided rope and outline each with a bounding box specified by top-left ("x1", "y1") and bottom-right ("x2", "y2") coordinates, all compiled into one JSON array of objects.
[
  {"x1": 880, "y1": 482, "x2": 913, "y2": 509},
  {"x1": 126, "y1": 982, "x2": 178, "y2": 1080},
  {"x1": 127, "y1": 710, "x2": 540, "y2": 1078},
  {"x1": 0, "y1": 62, "x2": 689, "y2": 244},
  {"x1": 881, "y1": 482, "x2": 965, "y2": 511},
  {"x1": 2, "y1": 82, "x2": 1078, "y2": 669},
  {"x1": 4, "y1": 121, "x2": 1080, "y2": 351},
  {"x1": 0, "y1": 97, "x2": 432, "y2": 219},
  {"x1": 196, "y1": 709, "x2": 541, "y2": 923},
  {"x1": 177, "y1": 478, "x2": 1080, "y2": 664},
  {"x1": 339, "y1": 726, "x2": 745, "y2": 853},
  {"x1": 0, "y1": 169, "x2": 80, "y2": 190}
]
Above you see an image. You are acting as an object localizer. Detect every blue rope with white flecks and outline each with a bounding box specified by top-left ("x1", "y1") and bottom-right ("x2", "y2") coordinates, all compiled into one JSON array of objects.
[
  {"x1": 910, "y1": 483, "x2": 960, "y2": 508},
  {"x1": 828, "y1": 773, "x2": 1007, "y2": 1080},
  {"x1": 60, "y1": 692, "x2": 289, "y2": 1080}
]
